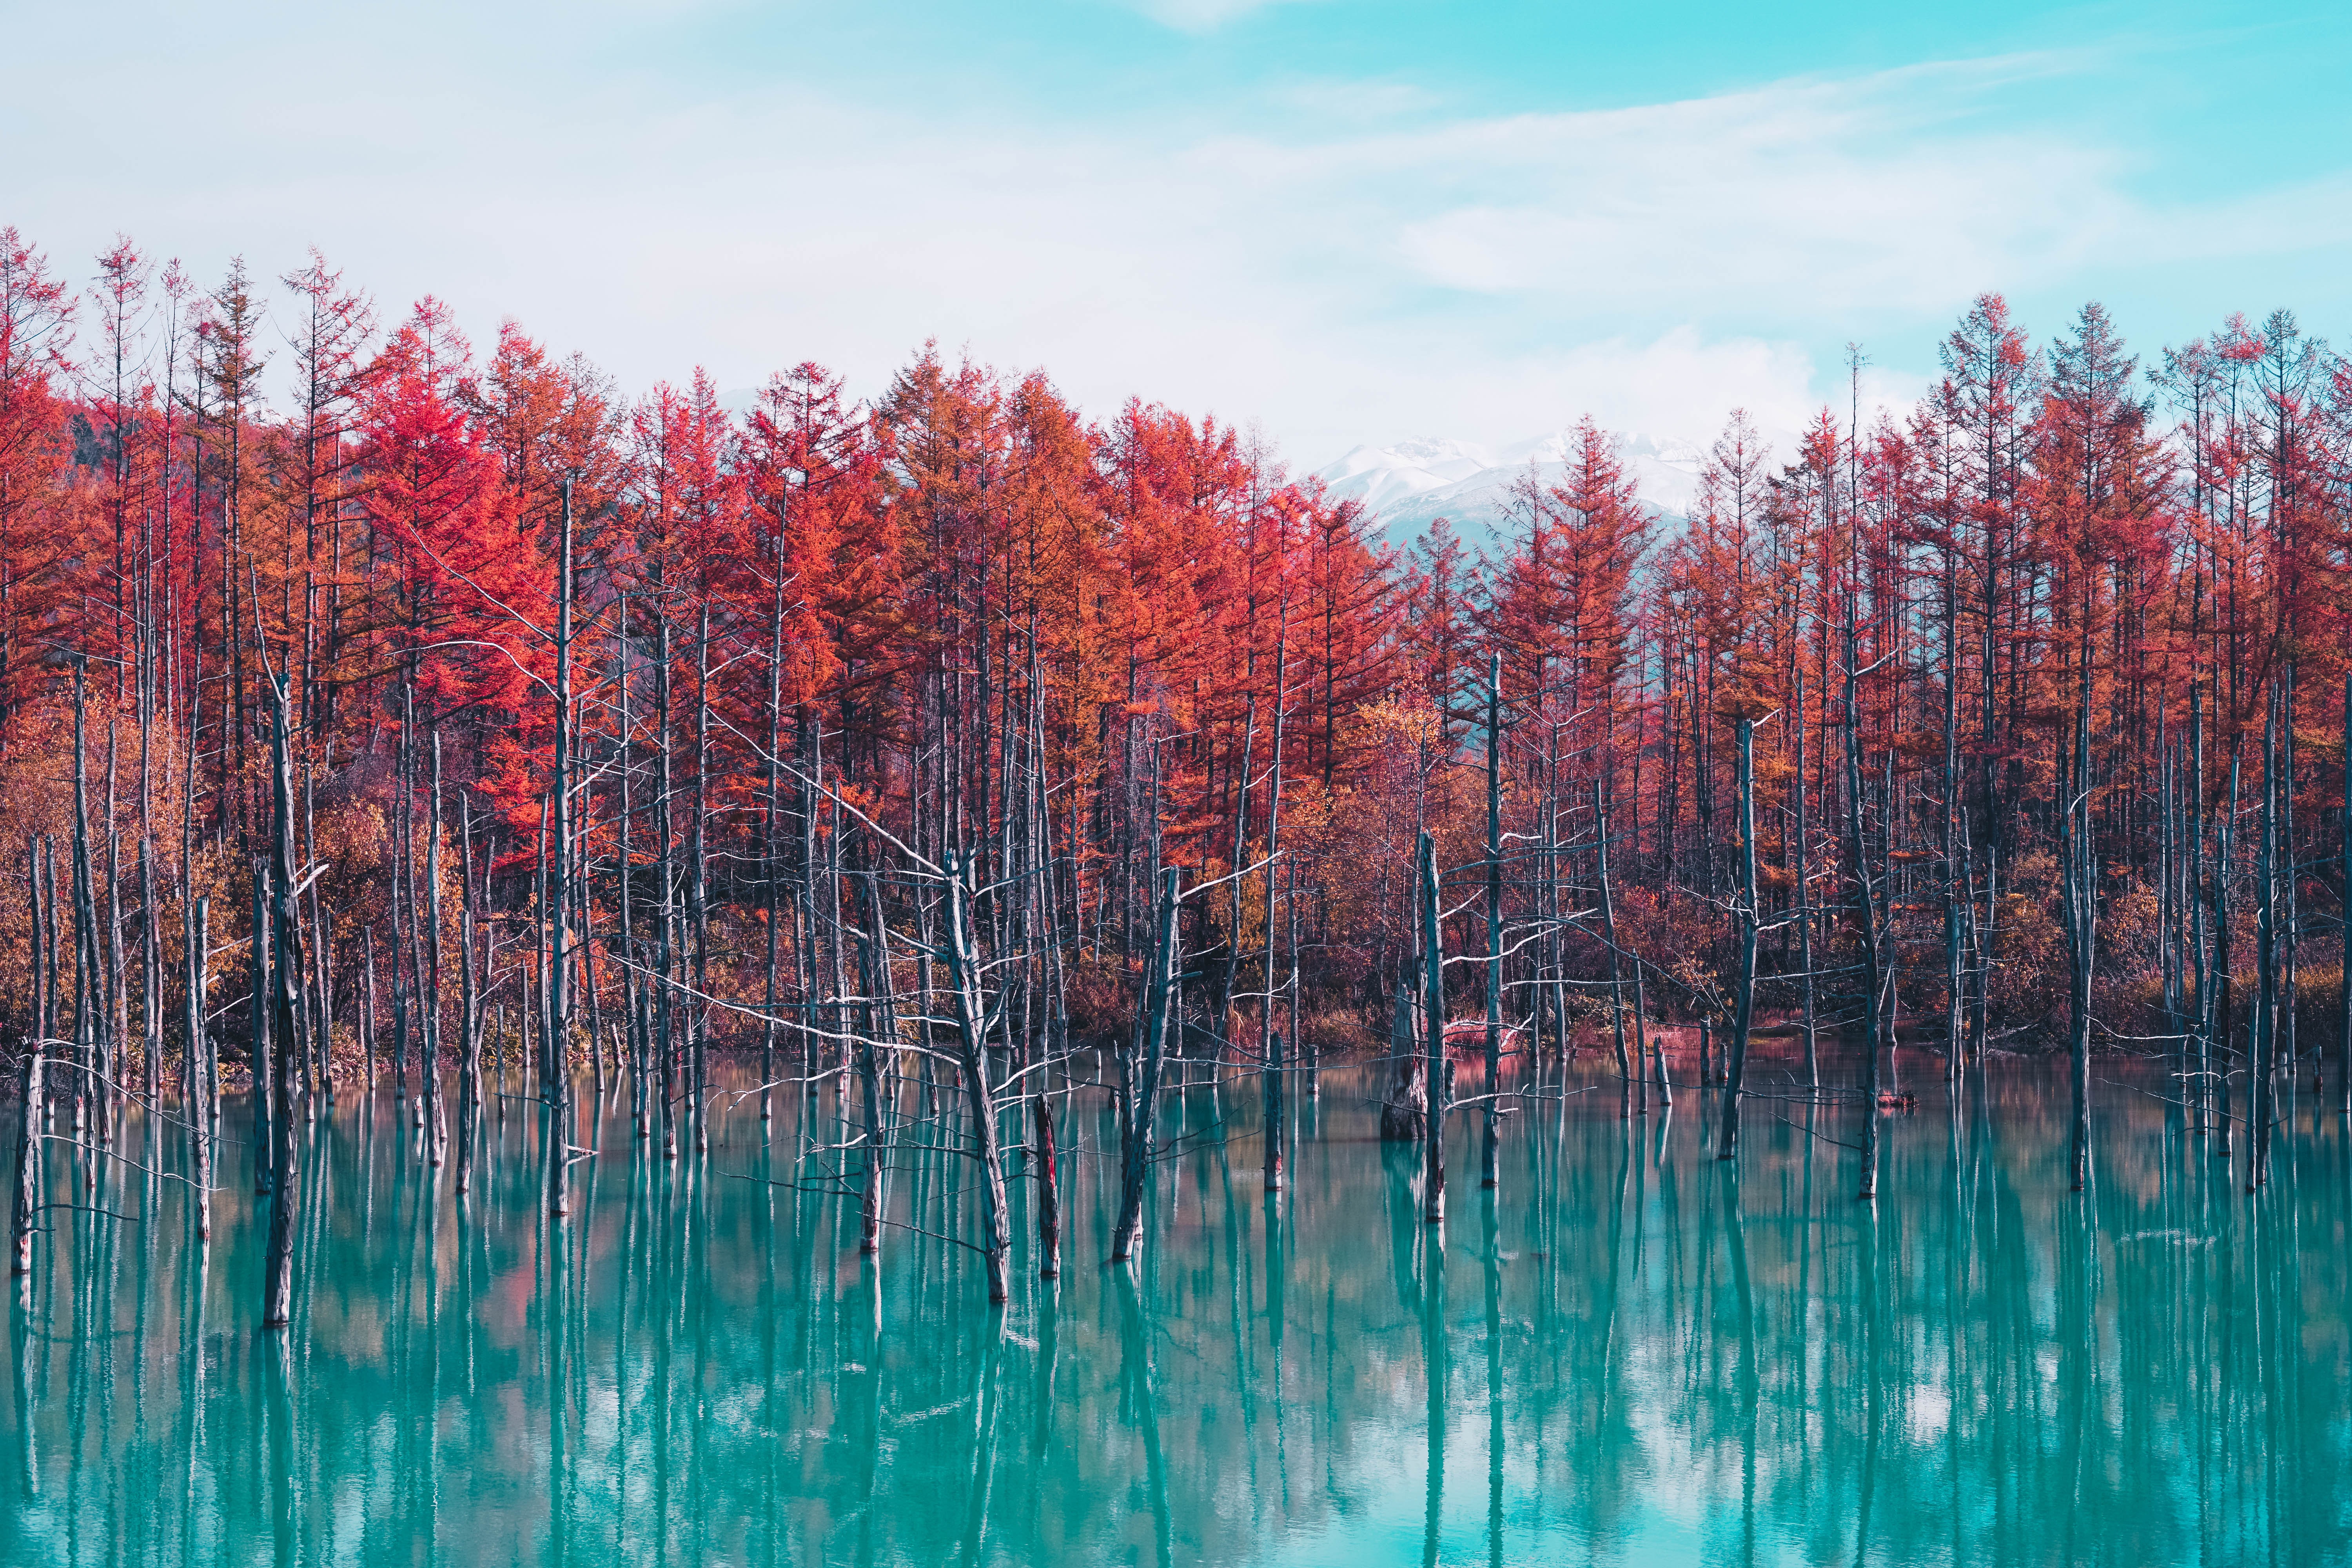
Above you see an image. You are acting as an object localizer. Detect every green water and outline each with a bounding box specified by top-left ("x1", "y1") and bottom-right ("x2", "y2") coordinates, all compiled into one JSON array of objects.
[{"x1": 4, "y1": 1060, "x2": 2349, "y2": 1566}]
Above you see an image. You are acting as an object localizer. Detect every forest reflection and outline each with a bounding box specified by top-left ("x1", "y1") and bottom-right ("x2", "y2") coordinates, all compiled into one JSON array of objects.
[{"x1": 4, "y1": 1057, "x2": 2346, "y2": 1568}]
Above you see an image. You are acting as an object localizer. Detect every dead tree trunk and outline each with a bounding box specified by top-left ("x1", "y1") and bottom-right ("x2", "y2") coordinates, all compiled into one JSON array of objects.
[
  {"x1": 189, "y1": 895, "x2": 211, "y2": 1241},
  {"x1": 249, "y1": 865, "x2": 271, "y2": 1195},
  {"x1": 2252, "y1": 686, "x2": 2280, "y2": 1189},
  {"x1": 261, "y1": 674, "x2": 306, "y2": 1330},
  {"x1": 545, "y1": 479, "x2": 575, "y2": 1218},
  {"x1": 1419, "y1": 829, "x2": 1446, "y2": 1226},
  {"x1": 8, "y1": 1048, "x2": 39, "y2": 1276},
  {"x1": 426, "y1": 732, "x2": 447, "y2": 1163},
  {"x1": 1718, "y1": 717, "x2": 1760, "y2": 1160},
  {"x1": 852, "y1": 852, "x2": 895, "y2": 1258},
  {"x1": 1795, "y1": 669, "x2": 1817, "y2": 1088},
  {"x1": 2059, "y1": 637, "x2": 2096, "y2": 1194},
  {"x1": 941, "y1": 851, "x2": 1013, "y2": 1303},
  {"x1": 1842, "y1": 588, "x2": 1886, "y2": 1203},
  {"x1": 1259, "y1": 628, "x2": 1290, "y2": 1187},
  {"x1": 1597, "y1": 784, "x2": 1632, "y2": 1118},
  {"x1": 1112, "y1": 866, "x2": 1180, "y2": 1265},
  {"x1": 1480, "y1": 655, "x2": 1502, "y2": 1191},
  {"x1": 457, "y1": 796, "x2": 481, "y2": 1196}
]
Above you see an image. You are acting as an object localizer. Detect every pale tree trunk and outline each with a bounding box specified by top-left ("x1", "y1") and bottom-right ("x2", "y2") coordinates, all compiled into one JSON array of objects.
[
  {"x1": 1420, "y1": 829, "x2": 1446, "y2": 1226},
  {"x1": 1480, "y1": 655, "x2": 1502, "y2": 1191},
  {"x1": 2060, "y1": 635, "x2": 2095, "y2": 1194},
  {"x1": 1844, "y1": 595, "x2": 1886, "y2": 1203},
  {"x1": 545, "y1": 481, "x2": 575, "y2": 1218},
  {"x1": 250, "y1": 867, "x2": 271, "y2": 1195},
  {"x1": 261, "y1": 674, "x2": 306, "y2": 1330},
  {"x1": 1112, "y1": 867, "x2": 1180, "y2": 1265},
  {"x1": 1596, "y1": 785, "x2": 1631, "y2": 1119},
  {"x1": 2340, "y1": 672, "x2": 2350, "y2": 1118},
  {"x1": 1718, "y1": 717, "x2": 1760, "y2": 1160},
  {"x1": 9, "y1": 1049, "x2": 40, "y2": 1277},
  {"x1": 941, "y1": 852, "x2": 1013, "y2": 1304},
  {"x1": 188, "y1": 895, "x2": 211, "y2": 1241}
]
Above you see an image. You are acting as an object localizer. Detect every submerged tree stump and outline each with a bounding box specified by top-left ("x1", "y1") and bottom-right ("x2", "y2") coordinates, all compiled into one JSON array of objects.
[
  {"x1": 1380, "y1": 1060, "x2": 1426, "y2": 1142},
  {"x1": 1379, "y1": 970, "x2": 1425, "y2": 1141}
]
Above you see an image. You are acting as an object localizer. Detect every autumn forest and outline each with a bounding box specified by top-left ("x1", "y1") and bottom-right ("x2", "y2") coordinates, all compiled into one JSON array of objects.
[{"x1": 2, "y1": 222, "x2": 2346, "y2": 1317}]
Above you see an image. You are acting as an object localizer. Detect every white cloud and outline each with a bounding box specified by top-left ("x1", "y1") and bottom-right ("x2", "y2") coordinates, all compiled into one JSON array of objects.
[
  {"x1": 1122, "y1": 0, "x2": 1317, "y2": 31},
  {"x1": 0, "y1": 23, "x2": 2336, "y2": 469}
]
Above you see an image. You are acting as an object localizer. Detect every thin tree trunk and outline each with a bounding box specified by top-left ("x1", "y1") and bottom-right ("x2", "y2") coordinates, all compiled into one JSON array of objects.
[
  {"x1": 2341, "y1": 671, "x2": 2350, "y2": 1117},
  {"x1": 1597, "y1": 785, "x2": 1632, "y2": 1118},
  {"x1": 425, "y1": 732, "x2": 446, "y2": 1163},
  {"x1": 1718, "y1": 717, "x2": 1760, "y2": 1160},
  {"x1": 941, "y1": 851, "x2": 1013, "y2": 1304},
  {"x1": 8, "y1": 1048, "x2": 40, "y2": 1276},
  {"x1": 1844, "y1": 593, "x2": 1886, "y2": 1203},
  {"x1": 261, "y1": 675, "x2": 306, "y2": 1330},
  {"x1": 2252, "y1": 685, "x2": 2280, "y2": 1189},
  {"x1": 853, "y1": 853, "x2": 895, "y2": 1258},
  {"x1": 188, "y1": 894, "x2": 212, "y2": 1240},
  {"x1": 546, "y1": 481, "x2": 575, "y2": 1217},
  {"x1": 250, "y1": 865, "x2": 271, "y2": 1195},
  {"x1": 1481, "y1": 654, "x2": 1502, "y2": 1190},
  {"x1": 1420, "y1": 829, "x2": 1446, "y2": 1226},
  {"x1": 457, "y1": 796, "x2": 481, "y2": 1196},
  {"x1": 1112, "y1": 867, "x2": 1180, "y2": 1265}
]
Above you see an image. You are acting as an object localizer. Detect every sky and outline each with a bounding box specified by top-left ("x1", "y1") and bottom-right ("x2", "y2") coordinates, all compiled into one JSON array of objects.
[{"x1": 6, "y1": 0, "x2": 2351, "y2": 471}]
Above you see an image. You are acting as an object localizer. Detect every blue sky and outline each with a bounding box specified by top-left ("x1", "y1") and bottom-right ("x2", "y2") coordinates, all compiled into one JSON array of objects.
[{"x1": 8, "y1": 0, "x2": 2350, "y2": 466}]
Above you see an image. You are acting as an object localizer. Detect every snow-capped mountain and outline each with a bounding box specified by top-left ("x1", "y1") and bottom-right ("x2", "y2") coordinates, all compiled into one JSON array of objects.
[
  {"x1": 1318, "y1": 436, "x2": 1497, "y2": 517},
  {"x1": 1318, "y1": 429, "x2": 1713, "y2": 554}
]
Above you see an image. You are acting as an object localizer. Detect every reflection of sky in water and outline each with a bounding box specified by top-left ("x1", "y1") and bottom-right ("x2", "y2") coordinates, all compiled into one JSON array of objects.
[{"x1": 4, "y1": 1057, "x2": 2344, "y2": 1566}]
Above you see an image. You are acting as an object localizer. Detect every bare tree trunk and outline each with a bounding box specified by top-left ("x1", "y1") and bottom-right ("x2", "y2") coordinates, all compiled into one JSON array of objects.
[
  {"x1": 426, "y1": 732, "x2": 447, "y2": 1163},
  {"x1": 188, "y1": 894, "x2": 212, "y2": 1240},
  {"x1": 1112, "y1": 867, "x2": 1180, "y2": 1265},
  {"x1": 1288, "y1": 861, "x2": 1305, "y2": 1099},
  {"x1": 941, "y1": 852, "x2": 1013, "y2": 1304},
  {"x1": 261, "y1": 675, "x2": 306, "y2": 1330},
  {"x1": 1795, "y1": 669, "x2": 1817, "y2": 1088},
  {"x1": 1718, "y1": 717, "x2": 1760, "y2": 1160},
  {"x1": 616, "y1": 624, "x2": 647, "y2": 1138},
  {"x1": 361, "y1": 928, "x2": 377, "y2": 1096},
  {"x1": 2190, "y1": 682, "x2": 2209, "y2": 1136},
  {"x1": 2251, "y1": 685, "x2": 2280, "y2": 1189},
  {"x1": 1420, "y1": 829, "x2": 1447, "y2": 1225},
  {"x1": 307, "y1": 800, "x2": 333, "y2": 1103},
  {"x1": 103, "y1": 717, "x2": 125, "y2": 1138},
  {"x1": 690, "y1": 603, "x2": 711, "y2": 1155},
  {"x1": 853, "y1": 857, "x2": 895, "y2": 1259},
  {"x1": 656, "y1": 616, "x2": 678, "y2": 1159},
  {"x1": 401, "y1": 687, "x2": 429, "y2": 1128},
  {"x1": 1597, "y1": 784, "x2": 1632, "y2": 1118},
  {"x1": 2341, "y1": 672, "x2": 2350, "y2": 1117},
  {"x1": 764, "y1": 581, "x2": 784, "y2": 1127},
  {"x1": 1481, "y1": 655, "x2": 1502, "y2": 1191},
  {"x1": 249, "y1": 866, "x2": 271, "y2": 1195},
  {"x1": 2060, "y1": 638, "x2": 2096, "y2": 1193},
  {"x1": 545, "y1": 481, "x2": 575, "y2": 1218},
  {"x1": 71, "y1": 664, "x2": 109, "y2": 1164},
  {"x1": 28, "y1": 836, "x2": 44, "y2": 1065},
  {"x1": 8, "y1": 1049, "x2": 40, "y2": 1276},
  {"x1": 391, "y1": 703, "x2": 412, "y2": 1110},
  {"x1": 1843, "y1": 592, "x2": 1886, "y2": 1203},
  {"x1": 2214, "y1": 752, "x2": 2239, "y2": 1160},
  {"x1": 457, "y1": 796, "x2": 481, "y2": 1196},
  {"x1": 2281, "y1": 665, "x2": 2298, "y2": 1124}
]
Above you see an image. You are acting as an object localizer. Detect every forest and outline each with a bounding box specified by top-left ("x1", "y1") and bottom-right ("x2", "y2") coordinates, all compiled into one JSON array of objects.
[{"x1": 2, "y1": 223, "x2": 2347, "y2": 1317}]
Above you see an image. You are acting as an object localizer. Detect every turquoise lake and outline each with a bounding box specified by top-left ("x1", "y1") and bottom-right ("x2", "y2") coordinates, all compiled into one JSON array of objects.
[{"x1": 4, "y1": 1057, "x2": 2348, "y2": 1565}]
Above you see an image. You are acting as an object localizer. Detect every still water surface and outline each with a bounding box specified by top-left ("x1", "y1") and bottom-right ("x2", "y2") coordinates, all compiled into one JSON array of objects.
[{"x1": 4, "y1": 1059, "x2": 2349, "y2": 1566}]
